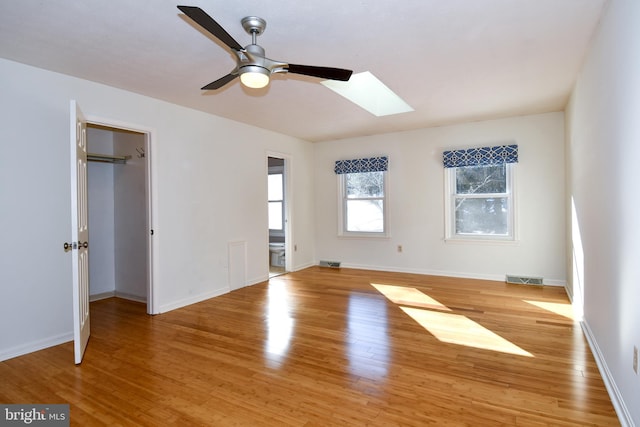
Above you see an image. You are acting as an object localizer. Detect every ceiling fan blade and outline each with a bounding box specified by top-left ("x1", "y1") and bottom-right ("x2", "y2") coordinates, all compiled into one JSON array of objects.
[
  {"x1": 201, "y1": 73, "x2": 238, "y2": 90},
  {"x1": 177, "y1": 6, "x2": 243, "y2": 51},
  {"x1": 286, "y1": 64, "x2": 353, "y2": 81}
]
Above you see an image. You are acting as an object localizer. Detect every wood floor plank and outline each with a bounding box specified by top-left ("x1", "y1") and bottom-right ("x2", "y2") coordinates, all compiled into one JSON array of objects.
[{"x1": 0, "y1": 267, "x2": 619, "y2": 426}]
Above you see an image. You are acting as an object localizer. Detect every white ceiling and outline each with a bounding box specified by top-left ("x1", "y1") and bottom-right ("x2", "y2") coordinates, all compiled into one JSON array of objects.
[{"x1": 0, "y1": 0, "x2": 607, "y2": 142}]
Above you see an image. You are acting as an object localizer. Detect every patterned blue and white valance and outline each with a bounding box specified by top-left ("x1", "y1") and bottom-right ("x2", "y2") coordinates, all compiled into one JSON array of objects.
[
  {"x1": 334, "y1": 156, "x2": 388, "y2": 174},
  {"x1": 443, "y1": 144, "x2": 518, "y2": 168}
]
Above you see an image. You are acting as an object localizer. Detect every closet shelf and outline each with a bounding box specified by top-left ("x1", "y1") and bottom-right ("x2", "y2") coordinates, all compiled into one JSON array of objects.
[{"x1": 87, "y1": 153, "x2": 131, "y2": 164}]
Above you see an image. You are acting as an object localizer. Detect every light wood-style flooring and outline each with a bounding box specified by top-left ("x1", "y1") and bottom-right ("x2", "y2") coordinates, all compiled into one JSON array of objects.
[{"x1": 0, "y1": 267, "x2": 619, "y2": 426}]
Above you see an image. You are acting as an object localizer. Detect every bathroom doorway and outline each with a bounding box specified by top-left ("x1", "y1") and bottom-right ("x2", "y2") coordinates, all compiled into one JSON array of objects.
[{"x1": 268, "y1": 156, "x2": 287, "y2": 277}]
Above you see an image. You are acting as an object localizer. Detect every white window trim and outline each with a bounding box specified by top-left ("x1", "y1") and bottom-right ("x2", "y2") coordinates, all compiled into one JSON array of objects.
[
  {"x1": 444, "y1": 163, "x2": 518, "y2": 243},
  {"x1": 337, "y1": 171, "x2": 390, "y2": 238}
]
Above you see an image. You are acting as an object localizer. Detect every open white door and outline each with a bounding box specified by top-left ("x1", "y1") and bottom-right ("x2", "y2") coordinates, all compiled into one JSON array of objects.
[{"x1": 70, "y1": 100, "x2": 90, "y2": 364}]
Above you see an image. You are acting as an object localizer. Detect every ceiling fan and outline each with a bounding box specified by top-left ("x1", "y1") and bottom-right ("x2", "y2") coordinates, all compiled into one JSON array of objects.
[{"x1": 177, "y1": 5, "x2": 353, "y2": 90}]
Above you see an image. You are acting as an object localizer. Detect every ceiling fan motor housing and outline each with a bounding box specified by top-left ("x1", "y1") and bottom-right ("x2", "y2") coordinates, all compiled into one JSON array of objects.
[
  {"x1": 239, "y1": 44, "x2": 270, "y2": 73},
  {"x1": 243, "y1": 44, "x2": 266, "y2": 62}
]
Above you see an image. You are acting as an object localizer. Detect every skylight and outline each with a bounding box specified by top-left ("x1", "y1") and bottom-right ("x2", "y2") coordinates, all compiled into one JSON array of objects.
[{"x1": 321, "y1": 71, "x2": 414, "y2": 117}]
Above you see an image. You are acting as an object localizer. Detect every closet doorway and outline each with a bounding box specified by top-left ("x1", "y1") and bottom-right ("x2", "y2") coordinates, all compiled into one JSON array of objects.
[
  {"x1": 268, "y1": 156, "x2": 288, "y2": 277},
  {"x1": 86, "y1": 123, "x2": 153, "y2": 312}
]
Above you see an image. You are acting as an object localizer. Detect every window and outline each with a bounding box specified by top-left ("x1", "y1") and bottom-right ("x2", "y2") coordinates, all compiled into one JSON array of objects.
[
  {"x1": 342, "y1": 171, "x2": 386, "y2": 233},
  {"x1": 335, "y1": 156, "x2": 388, "y2": 236},
  {"x1": 443, "y1": 145, "x2": 517, "y2": 241},
  {"x1": 268, "y1": 172, "x2": 284, "y2": 231}
]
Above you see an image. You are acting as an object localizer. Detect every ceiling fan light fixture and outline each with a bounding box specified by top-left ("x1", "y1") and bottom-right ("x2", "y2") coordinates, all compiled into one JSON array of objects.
[{"x1": 239, "y1": 65, "x2": 270, "y2": 89}]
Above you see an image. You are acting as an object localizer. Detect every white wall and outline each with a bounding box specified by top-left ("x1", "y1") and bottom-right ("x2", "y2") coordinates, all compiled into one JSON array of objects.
[
  {"x1": 113, "y1": 131, "x2": 147, "y2": 301},
  {"x1": 87, "y1": 127, "x2": 116, "y2": 296},
  {"x1": 0, "y1": 58, "x2": 315, "y2": 360},
  {"x1": 565, "y1": 0, "x2": 640, "y2": 424},
  {"x1": 314, "y1": 112, "x2": 566, "y2": 284}
]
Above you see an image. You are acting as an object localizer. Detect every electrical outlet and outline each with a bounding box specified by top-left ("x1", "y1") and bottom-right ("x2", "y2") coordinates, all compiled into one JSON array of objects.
[
  {"x1": 397, "y1": 245, "x2": 403, "y2": 253},
  {"x1": 634, "y1": 346, "x2": 638, "y2": 375}
]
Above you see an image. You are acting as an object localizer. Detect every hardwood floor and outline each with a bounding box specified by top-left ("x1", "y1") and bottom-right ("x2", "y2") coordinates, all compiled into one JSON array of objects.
[{"x1": 0, "y1": 267, "x2": 619, "y2": 426}]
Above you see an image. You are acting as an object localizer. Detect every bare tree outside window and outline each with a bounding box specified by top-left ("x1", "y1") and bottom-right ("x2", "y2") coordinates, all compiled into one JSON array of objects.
[
  {"x1": 346, "y1": 171, "x2": 384, "y2": 197},
  {"x1": 452, "y1": 164, "x2": 511, "y2": 236}
]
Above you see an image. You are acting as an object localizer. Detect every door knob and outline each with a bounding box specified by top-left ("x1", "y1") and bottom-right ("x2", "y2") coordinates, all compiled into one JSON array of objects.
[
  {"x1": 63, "y1": 242, "x2": 77, "y2": 252},
  {"x1": 63, "y1": 241, "x2": 87, "y2": 251}
]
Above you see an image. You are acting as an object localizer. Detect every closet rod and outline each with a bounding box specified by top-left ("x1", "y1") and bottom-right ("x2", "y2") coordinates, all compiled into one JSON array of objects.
[{"x1": 87, "y1": 153, "x2": 131, "y2": 164}]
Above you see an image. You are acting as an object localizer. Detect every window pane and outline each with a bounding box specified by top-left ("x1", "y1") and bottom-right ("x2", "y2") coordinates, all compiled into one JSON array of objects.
[
  {"x1": 346, "y1": 171, "x2": 384, "y2": 198},
  {"x1": 455, "y1": 197, "x2": 508, "y2": 235},
  {"x1": 268, "y1": 201, "x2": 283, "y2": 229},
  {"x1": 347, "y1": 200, "x2": 384, "y2": 232},
  {"x1": 455, "y1": 164, "x2": 506, "y2": 194},
  {"x1": 268, "y1": 174, "x2": 283, "y2": 200}
]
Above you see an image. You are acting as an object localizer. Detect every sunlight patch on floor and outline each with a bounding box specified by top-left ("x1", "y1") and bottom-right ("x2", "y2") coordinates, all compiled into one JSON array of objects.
[
  {"x1": 401, "y1": 306, "x2": 533, "y2": 357},
  {"x1": 371, "y1": 283, "x2": 451, "y2": 311},
  {"x1": 372, "y1": 283, "x2": 533, "y2": 357},
  {"x1": 524, "y1": 300, "x2": 574, "y2": 321}
]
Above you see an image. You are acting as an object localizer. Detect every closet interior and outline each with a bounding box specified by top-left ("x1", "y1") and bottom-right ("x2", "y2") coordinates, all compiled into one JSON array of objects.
[{"x1": 86, "y1": 124, "x2": 148, "y2": 304}]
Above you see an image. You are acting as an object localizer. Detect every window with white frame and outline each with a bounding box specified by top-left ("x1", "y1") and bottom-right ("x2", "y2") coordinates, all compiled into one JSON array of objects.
[
  {"x1": 268, "y1": 171, "x2": 284, "y2": 231},
  {"x1": 335, "y1": 156, "x2": 388, "y2": 236},
  {"x1": 443, "y1": 145, "x2": 518, "y2": 241}
]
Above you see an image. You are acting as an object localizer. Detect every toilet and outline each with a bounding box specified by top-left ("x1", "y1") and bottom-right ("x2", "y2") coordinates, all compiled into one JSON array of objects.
[{"x1": 269, "y1": 242, "x2": 285, "y2": 267}]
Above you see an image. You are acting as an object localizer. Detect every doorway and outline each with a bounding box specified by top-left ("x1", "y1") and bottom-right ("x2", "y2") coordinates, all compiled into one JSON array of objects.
[
  {"x1": 268, "y1": 156, "x2": 287, "y2": 277},
  {"x1": 86, "y1": 123, "x2": 152, "y2": 311}
]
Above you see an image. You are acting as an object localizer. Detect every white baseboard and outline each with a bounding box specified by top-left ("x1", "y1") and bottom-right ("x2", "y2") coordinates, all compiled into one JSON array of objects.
[
  {"x1": 0, "y1": 332, "x2": 73, "y2": 362},
  {"x1": 580, "y1": 320, "x2": 633, "y2": 427},
  {"x1": 158, "y1": 287, "x2": 229, "y2": 313},
  {"x1": 158, "y1": 271, "x2": 300, "y2": 314},
  {"x1": 114, "y1": 291, "x2": 146, "y2": 303},
  {"x1": 246, "y1": 275, "x2": 269, "y2": 286},
  {"x1": 91, "y1": 291, "x2": 146, "y2": 304},
  {"x1": 292, "y1": 261, "x2": 316, "y2": 272},
  {"x1": 338, "y1": 262, "x2": 500, "y2": 281},
  {"x1": 90, "y1": 291, "x2": 115, "y2": 302},
  {"x1": 335, "y1": 263, "x2": 566, "y2": 286},
  {"x1": 542, "y1": 279, "x2": 566, "y2": 287}
]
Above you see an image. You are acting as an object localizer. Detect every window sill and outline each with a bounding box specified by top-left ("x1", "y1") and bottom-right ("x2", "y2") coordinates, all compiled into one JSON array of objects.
[
  {"x1": 338, "y1": 232, "x2": 390, "y2": 240},
  {"x1": 444, "y1": 237, "x2": 519, "y2": 246}
]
